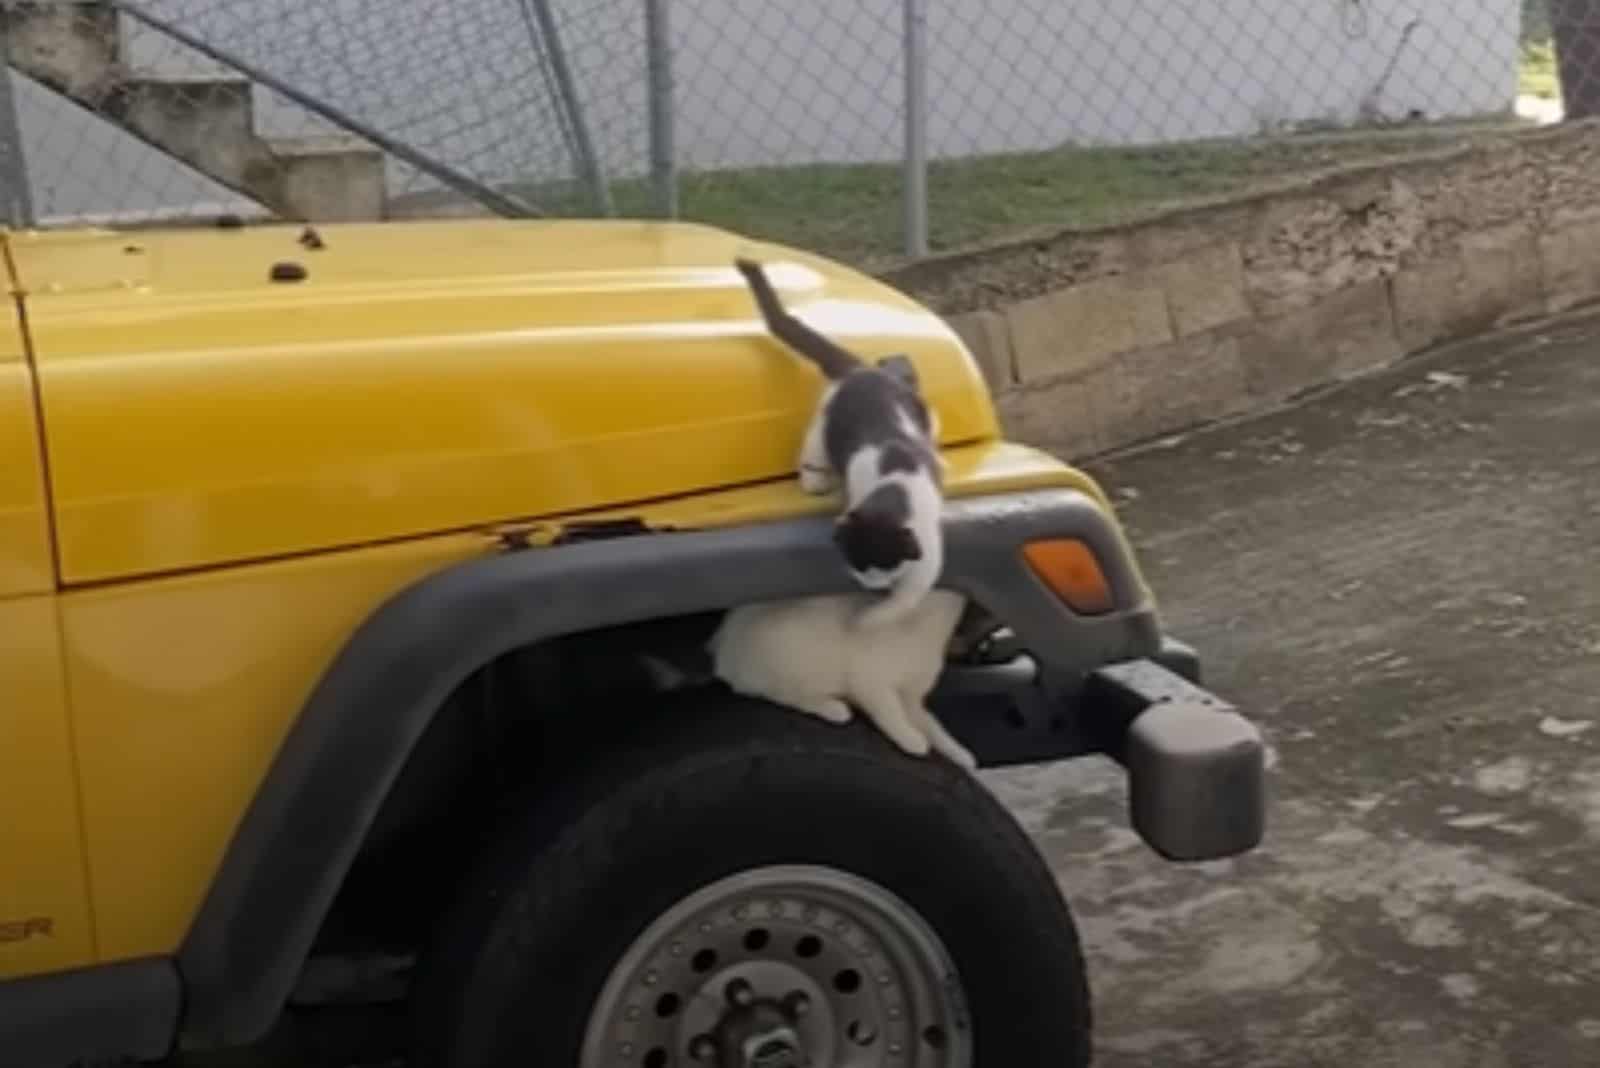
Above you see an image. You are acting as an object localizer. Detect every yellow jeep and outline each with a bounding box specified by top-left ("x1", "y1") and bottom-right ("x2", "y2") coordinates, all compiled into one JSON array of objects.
[{"x1": 1, "y1": 218, "x2": 1262, "y2": 1068}]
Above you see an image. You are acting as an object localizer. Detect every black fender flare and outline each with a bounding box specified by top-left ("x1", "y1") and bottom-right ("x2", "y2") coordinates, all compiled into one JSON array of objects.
[{"x1": 176, "y1": 488, "x2": 1159, "y2": 1044}]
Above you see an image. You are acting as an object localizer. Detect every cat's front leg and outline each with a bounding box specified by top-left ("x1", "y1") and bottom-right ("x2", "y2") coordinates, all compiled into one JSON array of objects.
[
  {"x1": 911, "y1": 702, "x2": 977, "y2": 770},
  {"x1": 800, "y1": 463, "x2": 836, "y2": 495},
  {"x1": 798, "y1": 412, "x2": 837, "y2": 495}
]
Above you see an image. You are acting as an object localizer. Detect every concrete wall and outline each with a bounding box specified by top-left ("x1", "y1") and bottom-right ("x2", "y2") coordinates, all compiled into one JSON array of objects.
[
  {"x1": 892, "y1": 121, "x2": 1600, "y2": 459},
  {"x1": 12, "y1": 0, "x2": 1520, "y2": 219}
]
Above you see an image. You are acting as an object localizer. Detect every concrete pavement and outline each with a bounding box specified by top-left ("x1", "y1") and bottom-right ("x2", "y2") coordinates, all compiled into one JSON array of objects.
[{"x1": 994, "y1": 309, "x2": 1600, "y2": 1067}]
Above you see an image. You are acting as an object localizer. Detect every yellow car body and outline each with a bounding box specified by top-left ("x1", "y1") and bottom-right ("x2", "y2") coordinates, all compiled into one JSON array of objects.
[
  {"x1": 2, "y1": 219, "x2": 1122, "y2": 976},
  {"x1": 3, "y1": 218, "x2": 1259, "y2": 1067}
]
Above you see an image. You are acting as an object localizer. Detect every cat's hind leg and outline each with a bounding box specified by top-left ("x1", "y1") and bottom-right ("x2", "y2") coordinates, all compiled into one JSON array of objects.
[{"x1": 852, "y1": 684, "x2": 931, "y2": 757}]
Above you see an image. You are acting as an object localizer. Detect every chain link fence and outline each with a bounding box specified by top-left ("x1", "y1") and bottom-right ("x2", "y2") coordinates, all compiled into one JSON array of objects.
[
  {"x1": 655, "y1": 0, "x2": 1551, "y2": 266},
  {"x1": 0, "y1": 1, "x2": 1595, "y2": 261},
  {"x1": 0, "y1": 0, "x2": 627, "y2": 225}
]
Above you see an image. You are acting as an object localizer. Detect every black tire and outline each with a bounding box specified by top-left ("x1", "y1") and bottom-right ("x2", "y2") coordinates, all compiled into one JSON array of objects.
[{"x1": 411, "y1": 693, "x2": 1091, "y2": 1067}]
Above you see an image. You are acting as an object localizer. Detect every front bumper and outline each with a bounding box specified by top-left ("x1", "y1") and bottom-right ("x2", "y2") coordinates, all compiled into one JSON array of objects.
[{"x1": 930, "y1": 638, "x2": 1266, "y2": 863}]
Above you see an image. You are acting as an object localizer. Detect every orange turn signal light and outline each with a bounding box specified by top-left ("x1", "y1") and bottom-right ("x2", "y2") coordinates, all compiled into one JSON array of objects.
[{"x1": 1022, "y1": 538, "x2": 1115, "y2": 616}]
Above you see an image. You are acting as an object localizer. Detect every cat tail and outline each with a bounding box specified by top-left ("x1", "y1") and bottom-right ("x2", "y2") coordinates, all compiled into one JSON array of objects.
[
  {"x1": 854, "y1": 557, "x2": 940, "y2": 629},
  {"x1": 735, "y1": 257, "x2": 862, "y2": 380}
]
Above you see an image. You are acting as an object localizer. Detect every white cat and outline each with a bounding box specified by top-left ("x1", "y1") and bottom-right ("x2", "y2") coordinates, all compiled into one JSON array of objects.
[
  {"x1": 710, "y1": 589, "x2": 977, "y2": 769},
  {"x1": 736, "y1": 258, "x2": 946, "y2": 629}
]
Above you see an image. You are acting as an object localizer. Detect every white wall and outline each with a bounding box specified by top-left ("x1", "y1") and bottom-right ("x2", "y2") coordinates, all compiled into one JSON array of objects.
[
  {"x1": 8, "y1": 0, "x2": 1521, "y2": 221},
  {"x1": 658, "y1": 0, "x2": 1520, "y2": 169}
]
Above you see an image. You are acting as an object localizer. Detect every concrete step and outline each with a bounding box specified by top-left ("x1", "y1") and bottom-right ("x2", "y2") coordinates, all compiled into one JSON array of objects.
[
  {"x1": 2, "y1": 0, "x2": 388, "y2": 221},
  {"x1": 0, "y1": 1, "x2": 121, "y2": 100},
  {"x1": 259, "y1": 136, "x2": 386, "y2": 222},
  {"x1": 104, "y1": 77, "x2": 260, "y2": 184}
]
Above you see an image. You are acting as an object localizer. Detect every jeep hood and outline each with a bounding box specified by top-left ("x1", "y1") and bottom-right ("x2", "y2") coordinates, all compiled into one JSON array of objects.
[{"x1": 6, "y1": 220, "x2": 998, "y2": 583}]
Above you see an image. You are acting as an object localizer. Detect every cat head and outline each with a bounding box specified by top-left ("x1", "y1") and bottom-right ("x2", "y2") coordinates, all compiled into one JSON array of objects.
[
  {"x1": 834, "y1": 481, "x2": 921, "y2": 582},
  {"x1": 833, "y1": 512, "x2": 921, "y2": 581}
]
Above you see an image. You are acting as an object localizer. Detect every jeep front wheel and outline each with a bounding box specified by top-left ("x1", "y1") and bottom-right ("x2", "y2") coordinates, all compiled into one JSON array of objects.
[{"x1": 411, "y1": 695, "x2": 1091, "y2": 1067}]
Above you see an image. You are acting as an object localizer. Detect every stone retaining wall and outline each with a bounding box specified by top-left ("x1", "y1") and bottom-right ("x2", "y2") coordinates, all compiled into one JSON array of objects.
[{"x1": 881, "y1": 121, "x2": 1600, "y2": 458}]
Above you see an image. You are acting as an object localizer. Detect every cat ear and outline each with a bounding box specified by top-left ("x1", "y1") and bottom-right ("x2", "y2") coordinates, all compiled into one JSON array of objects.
[{"x1": 876, "y1": 353, "x2": 919, "y2": 388}]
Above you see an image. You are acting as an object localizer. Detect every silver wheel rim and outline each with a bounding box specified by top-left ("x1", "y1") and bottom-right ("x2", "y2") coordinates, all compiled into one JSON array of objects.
[{"x1": 580, "y1": 864, "x2": 972, "y2": 1067}]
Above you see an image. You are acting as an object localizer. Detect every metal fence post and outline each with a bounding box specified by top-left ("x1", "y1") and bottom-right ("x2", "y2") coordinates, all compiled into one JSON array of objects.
[
  {"x1": 524, "y1": 0, "x2": 614, "y2": 216},
  {"x1": 1553, "y1": 0, "x2": 1600, "y2": 119},
  {"x1": 645, "y1": 0, "x2": 679, "y2": 219},
  {"x1": 0, "y1": 25, "x2": 34, "y2": 227},
  {"x1": 902, "y1": 0, "x2": 929, "y2": 258}
]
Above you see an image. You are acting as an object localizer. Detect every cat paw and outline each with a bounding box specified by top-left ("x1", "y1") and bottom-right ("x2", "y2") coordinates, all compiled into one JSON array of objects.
[
  {"x1": 933, "y1": 736, "x2": 978, "y2": 771},
  {"x1": 799, "y1": 465, "x2": 836, "y2": 495},
  {"x1": 810, "y1": 697, "x2": 853, "y2": 724},
  {"x1": 883, "y1": 726, "x2": 932, "y2": 758},
  {"x1": 792, "y1": 696, "x2": 853, "y2": 724},
  {"x1": 915, "y1": 708, "x2": 977, "y2": 770}
]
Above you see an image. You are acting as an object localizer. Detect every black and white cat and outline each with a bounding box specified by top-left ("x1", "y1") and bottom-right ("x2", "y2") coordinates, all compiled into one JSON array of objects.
[
  {"x1": 735, "y1": 258, "x2": 946, "y2": 629},
  {"x1": 631, "y1": 259, "x2": 972, "y2": 766}
]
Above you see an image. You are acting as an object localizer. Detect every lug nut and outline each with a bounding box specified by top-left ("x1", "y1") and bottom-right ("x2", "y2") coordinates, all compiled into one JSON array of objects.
[
  {"x1": 783, "y1": 991, "x2": 812, "y2": 1018},
  {"x1": 726, "y1": 978, "x2": 755, "y2": 1007},
  {"x1": 689, "y1": 1034, "x2": 717, "y2": 1061},
  {"x1": 847, "y1": 1020, "x2": 878, "y2": 1046}
]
